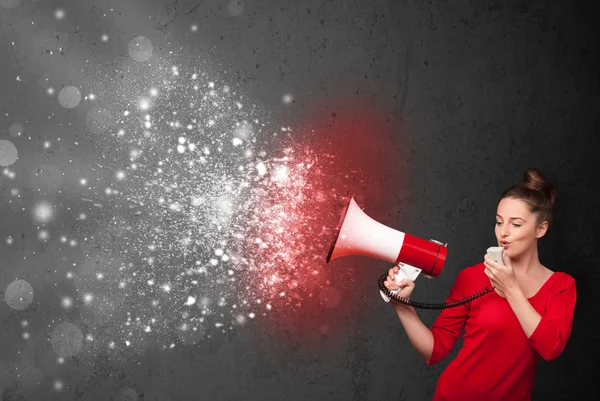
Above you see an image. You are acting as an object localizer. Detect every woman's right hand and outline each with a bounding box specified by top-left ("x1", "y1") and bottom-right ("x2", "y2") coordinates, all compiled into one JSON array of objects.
[{"x1": 383, "y1": 265, "x2": 416, "y2": 302}]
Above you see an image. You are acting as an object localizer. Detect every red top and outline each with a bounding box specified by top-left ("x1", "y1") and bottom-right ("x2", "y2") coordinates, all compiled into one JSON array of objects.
[{"x1": 429, "y1": 263, "x2": 576, "y2": 401}]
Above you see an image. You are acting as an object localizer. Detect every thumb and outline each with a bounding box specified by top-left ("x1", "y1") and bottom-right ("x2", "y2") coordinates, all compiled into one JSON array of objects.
[{"x1": 501, "y1": 251, "x2": 510, "y2": 266}]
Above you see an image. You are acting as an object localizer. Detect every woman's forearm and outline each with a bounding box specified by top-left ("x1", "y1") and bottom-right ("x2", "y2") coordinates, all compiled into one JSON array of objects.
[
  {"x1": 506, "y1": 286, "x2": 542, "y2": 338},
  {"x1": 395, "y1": 305, "x2": 435, "y2": 364}
]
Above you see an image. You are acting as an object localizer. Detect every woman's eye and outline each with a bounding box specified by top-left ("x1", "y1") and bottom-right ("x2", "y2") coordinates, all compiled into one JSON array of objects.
[
  {"x1": 495, "y1": 222, "x2": 502, "y2": 226},
  {"x1": 513, "y1": 224, "x2": 521, "y2": 227}
]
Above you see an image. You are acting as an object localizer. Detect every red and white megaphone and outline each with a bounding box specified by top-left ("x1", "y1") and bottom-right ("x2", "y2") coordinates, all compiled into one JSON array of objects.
[{"x1": 326, "y1": 197, "x2": 448, "y2": 302}]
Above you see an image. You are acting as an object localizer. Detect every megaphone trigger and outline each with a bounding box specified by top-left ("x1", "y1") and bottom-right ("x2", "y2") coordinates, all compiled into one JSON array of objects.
[{"x1": 380, "y1": 262, "x2": 422, "y2": 303}]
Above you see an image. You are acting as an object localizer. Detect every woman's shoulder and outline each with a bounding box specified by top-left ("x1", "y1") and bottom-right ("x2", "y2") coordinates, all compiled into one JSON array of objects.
[
  {"x1": 452, "y1": 262, "x2": 488, "y2": 287},
  {"x1": 548, "y1": 270, "x2": 576, "y2": 291},
  {"x1": 457, "y1": 262, "x2": 486, "y2": 278}
]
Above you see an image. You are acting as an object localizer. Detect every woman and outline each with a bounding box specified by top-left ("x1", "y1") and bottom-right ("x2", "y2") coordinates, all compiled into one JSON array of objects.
[{"x1": 384, "y1": 168, "x2": 576, "y2": 401}]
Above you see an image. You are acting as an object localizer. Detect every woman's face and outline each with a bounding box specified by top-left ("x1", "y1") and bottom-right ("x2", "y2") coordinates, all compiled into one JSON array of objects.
[{"x1": 495, "y1": 197, "x2": 547, "y2": 259}]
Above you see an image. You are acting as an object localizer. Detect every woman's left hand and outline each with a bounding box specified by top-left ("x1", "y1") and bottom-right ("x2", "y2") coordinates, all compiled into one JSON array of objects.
[{"x1": 483, "y1": 252, "x2": 520, "y2": 298}]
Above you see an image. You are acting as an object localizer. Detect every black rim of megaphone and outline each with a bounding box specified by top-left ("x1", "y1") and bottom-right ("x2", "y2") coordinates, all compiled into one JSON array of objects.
[
  {"x1": 326, "y1": 195, "x2": 353, "y2": 263},
  {"x1": 377, "y1": 272, "x2": 495, "y2": 310}
]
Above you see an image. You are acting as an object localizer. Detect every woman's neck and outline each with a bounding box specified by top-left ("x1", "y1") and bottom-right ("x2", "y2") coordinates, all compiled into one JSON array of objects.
[{"x1": 509, "y1": 248, "x2": 542, "y2": 275}]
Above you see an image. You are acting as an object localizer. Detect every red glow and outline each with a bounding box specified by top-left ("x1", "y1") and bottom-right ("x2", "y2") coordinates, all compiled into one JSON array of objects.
[{"x1": 236, "y1": 97, "x2": 402, "y2": 344}]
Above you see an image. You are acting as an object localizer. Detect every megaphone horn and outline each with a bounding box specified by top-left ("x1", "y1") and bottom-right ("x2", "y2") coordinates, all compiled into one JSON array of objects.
[{"x1": 325, "y1": 197, "x2": 447, "y2": 278}]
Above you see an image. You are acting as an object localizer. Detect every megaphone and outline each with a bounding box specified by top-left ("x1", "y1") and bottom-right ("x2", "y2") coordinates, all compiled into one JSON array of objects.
[{"x1": 326, "y1": 197, "x2": 447, "y2": 302}]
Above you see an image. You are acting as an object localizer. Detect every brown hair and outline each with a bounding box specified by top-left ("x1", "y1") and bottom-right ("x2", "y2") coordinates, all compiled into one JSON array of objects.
[{"x1": 499, "y1": 168, "x2": 557, "y2": 229}]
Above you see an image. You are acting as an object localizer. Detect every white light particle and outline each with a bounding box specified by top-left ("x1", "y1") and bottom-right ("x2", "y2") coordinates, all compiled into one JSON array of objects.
[
  {"x1": 139, "y1": 98, "x2": 150, "y2": 110},
  {"x1": 55, "y1": 9, "x2": 65, "y2": 20},
  {"x1": 256, "y1": 162, "x2": 267, "y2": 176},
  {"x1": 61, "y1": 297, "x2": 73, "y2": 309},
  {"x1": 33, "y1": 201, "x2": 54, "y2": 224}
]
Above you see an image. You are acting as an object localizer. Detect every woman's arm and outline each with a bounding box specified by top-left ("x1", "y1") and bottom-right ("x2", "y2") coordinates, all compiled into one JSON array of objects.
[
  {"x1": 394, "y1": 305, "x2": 434, "y2": 364},
  {"x1": 505, "y1": 287, "x2": 542, "y2": 338},
  {"x1": 387, "y1": 268, "x2": 471, "y2": 365},
  {"x1": 484, "y1": 255, "x2": 577, "y2": 361},
  {"x1": 510, "y1": 275, "x2": 577, "y2": 361}
]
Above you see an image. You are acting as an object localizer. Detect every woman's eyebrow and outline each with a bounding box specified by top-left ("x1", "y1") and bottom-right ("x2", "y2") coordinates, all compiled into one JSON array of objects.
[{"x1": 496, "y1": 214, "x2": 527, "y2": 221}]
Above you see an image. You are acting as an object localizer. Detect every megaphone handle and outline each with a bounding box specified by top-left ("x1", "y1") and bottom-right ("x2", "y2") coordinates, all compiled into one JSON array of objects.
[{"x1": 380, "y1": 264, "x2": 420, "y2": 303}]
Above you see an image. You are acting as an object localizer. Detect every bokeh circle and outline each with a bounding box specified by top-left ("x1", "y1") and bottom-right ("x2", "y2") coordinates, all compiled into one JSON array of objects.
[{"x1": 4, "y1": 279, "x2": 35, "y2": 310}]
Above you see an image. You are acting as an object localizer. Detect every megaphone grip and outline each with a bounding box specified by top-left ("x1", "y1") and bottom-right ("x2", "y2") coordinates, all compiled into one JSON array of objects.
[{"x1": 377, "y1": 272, "x2": 494, "y2": 310}]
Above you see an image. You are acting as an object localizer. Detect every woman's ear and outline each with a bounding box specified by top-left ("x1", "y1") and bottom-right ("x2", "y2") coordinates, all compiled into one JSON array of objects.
[{"x1": 535, "y1": 221, "x2": 548, "y2": 239}]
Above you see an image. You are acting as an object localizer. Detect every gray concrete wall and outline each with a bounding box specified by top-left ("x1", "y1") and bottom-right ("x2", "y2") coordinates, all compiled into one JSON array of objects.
[{"x1": 0, "y1": 0, "x2": 597, "y2": 400}]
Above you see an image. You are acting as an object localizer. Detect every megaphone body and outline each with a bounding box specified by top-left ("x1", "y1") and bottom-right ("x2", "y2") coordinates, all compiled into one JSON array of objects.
[{"x1": 326, "y1": 197, "x2": 448, "y2": 302}]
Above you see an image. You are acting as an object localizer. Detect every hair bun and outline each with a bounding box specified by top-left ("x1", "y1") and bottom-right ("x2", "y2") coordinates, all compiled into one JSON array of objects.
[{"x1": 523, "y1": 168, "x2": 556, "y2": 206}]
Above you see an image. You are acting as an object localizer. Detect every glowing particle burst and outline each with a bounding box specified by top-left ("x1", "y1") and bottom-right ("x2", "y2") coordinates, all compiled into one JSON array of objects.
[{"x1": 69, "y1": 59, "x2": 353, "y2": 357}]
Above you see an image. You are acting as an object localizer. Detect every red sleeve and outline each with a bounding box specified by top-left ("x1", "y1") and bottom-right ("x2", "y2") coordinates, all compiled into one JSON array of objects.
[
  {"x1": 427, "y1": 269, "x2": 471, "y2": 365},
  {"x1": 528, "y1": 274, "x2": 577, "y2": 361}
]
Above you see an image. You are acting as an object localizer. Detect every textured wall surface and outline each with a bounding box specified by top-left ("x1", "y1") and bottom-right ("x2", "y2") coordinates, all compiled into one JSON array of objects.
[{"x1": 1, "y1": 0, "x2": 598, "y2": 400}]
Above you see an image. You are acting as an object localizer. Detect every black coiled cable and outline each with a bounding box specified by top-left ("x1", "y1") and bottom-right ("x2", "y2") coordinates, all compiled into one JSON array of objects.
[{"x1": 378, "y1": 272, "x2": 495, "y2": 310}]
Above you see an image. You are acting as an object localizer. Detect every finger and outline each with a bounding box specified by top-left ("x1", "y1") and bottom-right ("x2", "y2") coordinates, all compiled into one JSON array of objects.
[
  {"x1": 401, "y1": 279, "x2": 415, "y2": 288},
  {"x1": 484, "y1": 255, "x2": 497, "y2": 267}
]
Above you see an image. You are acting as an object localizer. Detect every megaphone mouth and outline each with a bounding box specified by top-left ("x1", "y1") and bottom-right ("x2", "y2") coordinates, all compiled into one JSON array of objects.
[{"x1": 326, "y1": 196, "x2": 353, "y2": 263}]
